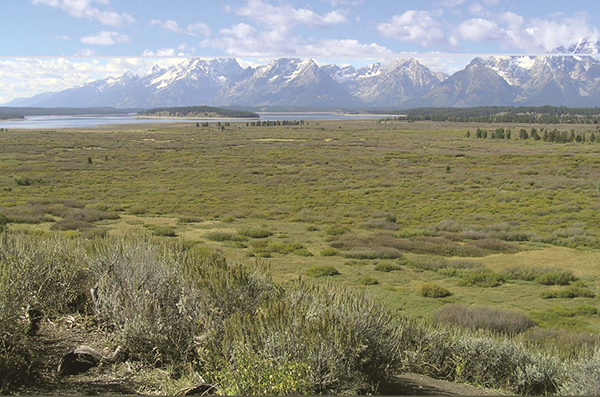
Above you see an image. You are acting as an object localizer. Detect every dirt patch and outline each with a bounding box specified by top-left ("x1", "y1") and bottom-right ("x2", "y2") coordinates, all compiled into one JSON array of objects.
[{"x1": 386, "y1": 373, "x2": 505, "y2": 395}]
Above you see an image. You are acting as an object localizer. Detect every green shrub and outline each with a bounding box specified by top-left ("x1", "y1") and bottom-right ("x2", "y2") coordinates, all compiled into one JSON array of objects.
[
  {"x1": 305, "y1": 225, "x2": 320, "y2": 231},
  {"x1": 418, "y1": 283, "x2": 452, "y2": 298},
  {"x1": 305, "y1": 265, "x2": 340, "y2": 277},
  {"x1": 374, "y1": 263, "x2": 402, "y2": 272},
  {"x1": 575, "y1": 304, "x2": 598, "y2": 316},
  {"x1": 540, "y1": 291, "x2": 557, "y2": 299},
  {"x1": 434, "y1": 304, "x2": 535, "y2": 335},
  {"x1": 457, "y1": 271, "x2": 505, "y2": 288},
  {"x1": 344, "y1": 260, "x2": 369, "y2": 267},
  {"x1": 178, "y1": 216, "x2": 202, "y2": 223},
  {"x1": 325, "y1": 225, "x2": 350, "y2": 236},
  {"x1": 153, "y1": 227, "x2": 177, "y2": 237},
  {"x1": 217, "y1": 282, "x2": 403, "y2": 394},
  {"x1": 217, "y1": 351, "x2": 315, "y2": 395},
  {"x1": 535, "y1": 271, "x2": 577, "y2": 285},
  {"x1": 359, "y1": 275, "x2": 379, "y2": 285},
  {"x1": 206, "y1": 232, "x2": 248, "y2": 242},
  {"x1": 239, "y1": 229, "x2": 273, "y2": 239},
  {"x1": 320, "y1": 247, "x2": 339, "y2": 256},
  {"x1": 294, "y1": 249, "x2": 313, "y2": 257},
  {"x1": 127, "y1": 205, "x2": 148, "y2": 215}
]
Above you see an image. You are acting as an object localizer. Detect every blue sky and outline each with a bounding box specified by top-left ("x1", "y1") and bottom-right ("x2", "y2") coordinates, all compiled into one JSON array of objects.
[{"x1": 2, "y1": 0, "x2": 600, "y2": 103}]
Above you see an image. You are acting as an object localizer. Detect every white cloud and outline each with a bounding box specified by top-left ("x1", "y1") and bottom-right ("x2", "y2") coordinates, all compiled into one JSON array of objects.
[
  {"x1": 149, "y1": 20, "x2": 211, "y2": 37},
  {"x1": 80, "y1": 31, "x2": 130, "y2": 46},
  {"x1": 236, "y1": 0, "x2": 347, "y2": 29},
  {"x1": 458, "y1": 11, "x2": 600, "y2": 52},
  {"x1": 508, "y1": 12, "x2": 600, "y2": 52},
  {"x1": 377, "y1": 10, "x2": 450, "y2": 47},
  {"x1": 0, "y1": 57, "x2": 185, "y2": 104},
  {"x1": 440, "y1": 0, "x2": 466, "y2": 7},
  {"x1": 149, "y1": 19, "x2": 185, "y2": 34},
  {"x1": 458, "y1": 18, "x2": 505, "y2": 42},
  {"x1": 186, "y1": 22, "x2": 211, "y2": 37},
  {"x1": 319, "y1": 0, "x2": 363, "y2": 5},
  {"x1": 142, "y1": 48, "x2": 177, "y2": 56},
  {"x1": 77, "y1": 48, "x2": 95, "y2": 56},
  {"x1": 32, "y1": 0, "x2": 134, "y2": 27},
  {"x1": 210, "y1": 23, "x2": 301, "y2": 55},
  {"x1": 298, "y1": 39, "x2": 391, "y2": 57}
]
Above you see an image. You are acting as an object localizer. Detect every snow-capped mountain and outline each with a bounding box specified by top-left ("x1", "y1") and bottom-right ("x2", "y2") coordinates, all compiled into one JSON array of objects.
[
  {"x1": 11, "y1": 58, "x2": 250, "y2": 108},
  {"x1": 411, "y1": 48, "x2": 600, "y2": 108},
  {"x1": 7, "y1": 47, "x2": 600, "y2": 109},
  {"x1": 210, "y1": 58, "x2": 358, "y2": 107}
]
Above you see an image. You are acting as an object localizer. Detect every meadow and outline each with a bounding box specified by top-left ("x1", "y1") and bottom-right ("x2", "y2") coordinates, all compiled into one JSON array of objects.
[{"x1": 2, "y1": 118, "x2": 600, "y2": 394}]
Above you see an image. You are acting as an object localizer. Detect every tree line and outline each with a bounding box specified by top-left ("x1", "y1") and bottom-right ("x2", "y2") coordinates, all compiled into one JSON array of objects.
[
  {"x1": 470, "y1": 127, "x2": 598, "y2": 143},
  {"x1": 380, "y1": 106, "x2": 600, "y2": 124},
  {"x1": 138, "y1": 106, "x2": 259, "y2": 119}
]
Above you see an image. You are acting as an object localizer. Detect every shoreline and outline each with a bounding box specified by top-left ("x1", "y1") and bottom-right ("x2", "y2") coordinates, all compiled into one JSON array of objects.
[{"x1": 134, "y1": 115, "x2": 260, "y2": 120}]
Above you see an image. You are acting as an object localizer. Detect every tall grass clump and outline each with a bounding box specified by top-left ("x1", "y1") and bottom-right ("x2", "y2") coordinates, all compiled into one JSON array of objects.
[{"x1": 434, "y1": 304, "x2": 535, "y2": 336}]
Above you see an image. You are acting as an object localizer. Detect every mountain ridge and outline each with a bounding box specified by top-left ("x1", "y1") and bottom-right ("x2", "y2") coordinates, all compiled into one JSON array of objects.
[{"x1": 7, "y1": 40, "x2": 600, "y2": 108}]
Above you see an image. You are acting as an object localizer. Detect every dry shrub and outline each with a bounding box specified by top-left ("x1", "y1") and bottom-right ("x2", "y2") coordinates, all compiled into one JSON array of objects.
[
  {"x1": 342, "y1": 247, "x2": 402, "y2": 260},
  {"x1": 434, "y1": 304, "x2": 535, "y2": 335},
  {"x1": 468, "y1": 238, "x2": 520, "y2": 253}
]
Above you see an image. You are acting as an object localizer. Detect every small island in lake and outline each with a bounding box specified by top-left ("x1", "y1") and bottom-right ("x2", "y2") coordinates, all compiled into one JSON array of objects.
[{"x1": 137, "y1": 106, "x2": 259, "y2": 119}]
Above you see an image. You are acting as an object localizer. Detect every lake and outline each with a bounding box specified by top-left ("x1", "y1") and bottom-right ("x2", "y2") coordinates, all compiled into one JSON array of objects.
[{"x1": 0, "y1": 112, "x2": 386, "y2": 129}]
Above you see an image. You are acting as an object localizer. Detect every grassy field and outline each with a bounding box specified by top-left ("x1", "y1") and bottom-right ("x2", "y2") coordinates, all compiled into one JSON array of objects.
[
  {"x1": 4, "y1": 118, "x2": 600, "y2": 394},
  {"x1": 2, "y1": 118, "x2": 600, "y2": 333}
]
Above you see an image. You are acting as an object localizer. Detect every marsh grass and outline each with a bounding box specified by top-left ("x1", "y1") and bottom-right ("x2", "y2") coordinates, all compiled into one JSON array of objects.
[{"x1": 434, "y1": 304, "x2": 535, "y2": 335}]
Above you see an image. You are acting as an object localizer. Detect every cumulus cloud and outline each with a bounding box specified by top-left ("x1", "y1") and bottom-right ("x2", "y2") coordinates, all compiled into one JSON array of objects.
[
  {"x1": 32, "y1": 0, "x2": 134, "y2": 27},
  {"x1": 0, "y1": 57, "x2": 186, "y2": 104},
  {"x1": 142, "y1": 48, "x2": 177, "y2": 56},
  {"x1": 377, "y1": 10, "x2": 451, "y2": 47},
  {"x1": 80, "y1": 31, "x2": 130, "y2": 46},
  {"x1": 440, "y1": 0, "x2": 466, "y2": 7},
  {"x1": 458, "y1": 18, "x2": 505, "y2": 42},
  {"x1": 209, "y1": 23, "x2": 301, "y2": 55},
  {"x1": 149, "y1": 20, "x2": 211, "y2": 37},
  {"x1": 236, "y1": 0, "x2": 347, "y2": 29},
  {"x1": 505, "y1": 12, "x2": 600, "y2": 51},
  {"x1": 456, "y1": 11, "x2": 600, "y2": 52},
  {"x1": 298, "y1": 39, "x2": 391, "y2": 57},
  {"x1": 319, "y1": 0, "x2": 363, "y2": 5}
]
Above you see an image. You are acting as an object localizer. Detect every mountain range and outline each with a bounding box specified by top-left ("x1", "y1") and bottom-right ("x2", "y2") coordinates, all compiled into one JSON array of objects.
[{"x1": 7, "y1": 40, "x2": 600, "y2": 109}]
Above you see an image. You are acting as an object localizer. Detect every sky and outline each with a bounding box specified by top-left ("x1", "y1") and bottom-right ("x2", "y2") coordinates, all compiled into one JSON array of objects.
[{"x1": 2, "y1": 0, "x2": 600, "y2": 103}]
